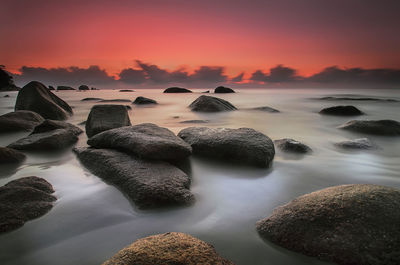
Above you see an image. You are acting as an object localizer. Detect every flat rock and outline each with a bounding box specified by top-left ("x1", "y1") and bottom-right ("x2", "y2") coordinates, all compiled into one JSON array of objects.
[
  {"x1": 163, "y1": 87, "x2": 192, "y2": 93},
  {"x1": 73, "y1": 147, "x2": 194, "y2": 209},
  {"x1": 256, "y1": 184, "x2": 400, "y2": 265},
  {"x1": 87, "y1": 123, "x2": 192, "y2": 162},
  {"x1": 0, "y1": 110, "x2": 44, "y2": 133},
  {"x1": 338, "y1": 119, "x2": 400, "y2": 136},
  {"x1": 319, "y1": 105, "x2": 363, "y2": 116},
  {"x1": 132, "y1": 96, "x2": 157, "y2": 105},
  {"x1": 81, "y1": 97, "x2": 103, "y2": 101},
  {"x1": 335, "y1": 138, "x2": 376, "y2": 150},
  {"x1": 178, "y1": 127, "x2": 274, "y2": 167},
  {"x1": 119, "y1": 89, "x2": 134, "y2": 92},
  {"x1": 103, "y1": 232, "x2": 234, "y2": 265},
  {"x1": 85, "y1": 104, "x2": 131, "y2": 137},
  {"x1": 214, "y1": 86, "x2": 235, "y2": 93},
  {"x1": 99, "y1": 99, "x2": 131, "y2": 103},
  {"x1": 189, "y1": 95, "x2": 237, "y2": 112},
  {"x1": 0, "y1": 176, "x2": 56, "y2": 233},
  {"x1": 180, "y1": 119, "x2": 210, "y2": 124},
  {"x1": 30, "y1": 119, "x2": 83, "y2": 136},
  {"x1": 15, "y1": 81, "x2": 73, "y2": 120},
  {"x1": 274, "y1": 138, "x2": 312, "y2": 153},
  {"x1": 249, "y1": 106, "x2": 280, "y2": 113},
  {"x1": 0, "y1": 147, "x2": 26, "y2": 164}
]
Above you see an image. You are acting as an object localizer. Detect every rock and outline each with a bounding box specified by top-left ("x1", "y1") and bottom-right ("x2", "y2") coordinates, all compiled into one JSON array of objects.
[
  {"x1": 4, "y1": 95, "x2": 9, "y2": 98},
  {"x1": 91, "y1": 87, "x2": 98, "y2": 90},
  {"x1": 85, "y1": 105, "x2": 131, "y2": 137},
  {"x1": 0, "y1": 111, "x2": 45, "y2": 133},
  {"x1": 0, "y1": 176, "x2": 56, "y2": 233},
  {"x1": 319, "y1": 105, "x2": 364, "y2": 116},
  {"x1": 338, "y1": 120, "x2": 400, "y2": 136},
  {"x1": 202, "y1": 90, "x2": 210, "y2": 93},
  {"x1": 317, "y1": 96, "x2": 398, "y2": 102},
  {"x1": 214, "y1": 86, "x2": 235, "y2": 93},
  {"x1": 48, "y1": 86, "x2": 55, "y2": 90},
  {"x1": 74, "y1": 147, "x2": 194, "y2": 208},
  {"x1": 125, "y1": 105, "x2": 132, "y2": 110},
  {"x1": 0, "y1": 147, "x2": 26, "y2": 164},
  {"x1": 57, "y1": 86, "x2": 75, "y2": 90},
  {"x1": 163, "y1": 87, "x2": 192, "y2": 93},
  {"x1": 274, "y1": 138, "x2": 312, "y2": 154},
  {"x1": 189, "y1": 95, "x2": 237, "y2": 112},
  {"x1": 256, "y1": 184, "x2": 400, "y2": 265},
  {"x1": 103, "y1": 232, "x2": 234, "y2": 265},
  {"x1": 178, "y1": 127, "x2": 275, "y2": 167},
  {"x1": 132, "y1": 96, "x2": 157, "y2": 105},
  {"x1": 78, "y1": 85, "x2": 89, "y2": 91},
  {"x1": 87, "y1": 123, "x2": 192, "y2": 162},
  {"x1": 0, "y1": 68, "x2": 14, "y2": 90},
  {"x1": 30, "y1": 119, "x2": 83, "y2": 136},
  {"x1": 15, "y1": 81, "x2": 73, "y2": 120},
  {"x1": 99, "y1": 99, "x2": 131, "y2": 103},
  {"x1": 335, "y1": 138, "x2": 376, "y2": 150},
  {"x1": 180, "y1": 120, "x2": 210, "y2": 124},
  {"x1": 81, "y1": 97, "x2": 103, "y2": 101},
  {"x1": 250, "y1": 106, "x2": 280, "y2": 113},
  {"x1": 119, "y1": 89, "x2": 134, "y2": 92},
  {"x1": 8, "y1": 129, "x2": 79, "y2": 151}
]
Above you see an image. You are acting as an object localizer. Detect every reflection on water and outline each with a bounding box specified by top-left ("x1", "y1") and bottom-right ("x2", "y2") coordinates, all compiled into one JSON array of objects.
[{"x1": 0, "y1": 88, "x2": 399, "y2": 265}]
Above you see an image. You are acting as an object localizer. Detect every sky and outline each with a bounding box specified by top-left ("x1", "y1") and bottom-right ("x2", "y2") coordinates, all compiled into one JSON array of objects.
[{"x1": 1, "y1": 0, "x2": 400, "y2": 88}]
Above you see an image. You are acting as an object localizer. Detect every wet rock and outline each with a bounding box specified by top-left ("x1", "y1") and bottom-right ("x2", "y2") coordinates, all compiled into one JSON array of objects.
[
  {"x1": 178, "y1": 127, "x2": 274, "y2": 167},
  {"x1": 214, "y1": 86, "x2": 235, "y2": 93},
  {"x1": 57, "y1": 86, "x2": 75, "y2": 90},
  {"x1": 0, "y1": 176, "x2": 56, "y2": 233},
  {"x1": 319, "y1": 105, "x2": 363, "y2": 116},
  {"x1": 15, "y1": 81, "x2": 73, "y2": 120},
  {"x1": 0, "y1": 147, "x2": 26, "y2": 164},
  {"x1": 74, "y1": 147, "x2": 194, "y2": 209},
  {"x1": 180, "y1": 119, "x2": 210, "y2": 124},
  {"x1": 87, "y1": 123, "x2": 192, "y2": 162},
  {"x1": 132, "y1": 96, "x2": 157, "y2": 105},
  {"x1": 119, "y1": 89, "x2": 134, "y2": 92},
  {"x1": 274, "y1": 138, "x2": 312, "y2": 154},
  {"x1": 99, "y1": 99, "x2": 131, "y2": 103},
  {"x1": 78, "y1": 85, "x2": 89, "y2": 91},
  {"x1": 317, "y1": 96, "x2": 398, "y2": 102},
  {"x1": 338, "y1": 119, "x2": 400, "y2": 136},
  {"x1": 335, "y1": 138, "x2": 376, "y2": 150},
  {"x1": 30, "y1": 119, "x2": 83, "y2": 136},
  {"x1": 81, "y1": 97, "x2": 103, "y2": 101},
  {"x1": 163, "y1": 87, "x2": 192, "y2": 93},
  {"x1": 250, "y1": 106, "x2": 280, "y2": 113},
  {"x1": 85, "y1": 104, "x2": 131, "y2": 137},
  {"x1": 256, "y1": 184, "x2": 400, "y2": 265},
  {"x1": 189, "y1": 95, "x2": 237, "y2": 112},
  {"x1": 0, "y1": 110, "x2": 45, "y2": 133},
  {"x1": 103, "y1": 232, "x2": 234, "y2": 265}
]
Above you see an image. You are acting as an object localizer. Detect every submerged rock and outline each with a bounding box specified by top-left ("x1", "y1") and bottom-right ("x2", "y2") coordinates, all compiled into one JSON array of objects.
[
  {"x1": 0, "y1": 176, "x2": 56, "y2": 233},
  {"x1": 249, "y1": 106, "x2": 280, "y2": 113},
  {"x1": 74, "y1": 147, "x2": 194, "y2": 209},
  {"x1": 0, "y1": 110, "x2": 44, "y2": 133},
  {"x1": 189, "y1": 95, "x2": 237, "y2": 112},
  {"x1": 132, "y1": 96, "x2": 157, "y2": 105},
  {"x1": 319, "y1": 105, "x2": 363, "y2": 116},
  {"x1": 119, "y1": 89, "x2": 134, "y2": 92},
  {"x1": 103, "y1": 232, "x2": 234, "y2": 265},
  {"x1": 178, "y1": 127, "x2": 274, "y2": 167},
  {"x1": 274, "y1": 138, "x2": 312, "y2": 154},
  {"x1": 256, "y1": 184, "x2": 400, "y2": 265},
  {"x1": 85, "y1": 105, "x2": 131, "y2": 137},
  {"x1": 214, "y1": 86, "x2": 235, "y2": 93},
  {"x1": 163, "y1": 87, "x2": 192, "y2": 93},
  {"x1": 15, "y1": 81, "x2": 73, "y2": 120},
  {"x1": 317, "y1": 96, "x2": 399, "y2": 102},
  {"x1": 81, "y1": 97, "x2": 103, "y2": 101},
  {"x1": 0, "y1": 147, "x2": 26, "y2": 164},
  {"x1": 180, "y1": 119, "x2": 210, "y2": 124},
  {"x1": 335, "y1": 138, "x2": 376, "y2": 150},
  {"x1": 99, "y1": 99, "x2": 131, "y2": 103},
  {"x1": 30, "y1": 120, "x2": 83, "y2": 136},
  {"x1": 338, "y1": 120, "x2": 400, "y2": 136},
  {"x1": 87, "y1": 123, "x2": 192, "y2": 162}
]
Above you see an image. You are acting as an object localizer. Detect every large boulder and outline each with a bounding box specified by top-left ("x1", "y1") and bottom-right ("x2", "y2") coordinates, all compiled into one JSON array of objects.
[
  {"x1": 73, "y1": 147, "x2": 194, "y2": 209},
  {"x1": 319, "y1": 105, "x2": 364, "y2": 116},
  {"x1": 103, "y1": 232, "x2": 234, "y2": 265},
  {"x1": 0, "y1": 147, "x2": 26, "y2": 164},
  {"x1": 132, "y1": 96, "x2": 157, "y2": 105},
  {"x1": 178, "y1": 127, "x2": 274, "y2": 167},
  {"x1": 15, "y1": 81, "x2": 73, "y2": 120},
  {"x1": 338, "y1": 120, "x2": 400, "y2": 136},
  {"x1": 189, "y1": 95, "x2": 237, "y2": 112},
  {"x1": 0, "y1": 176, "x2": 56, "y2": 233},
  {"x1": 30, "y1": 119, "x2": 83, "y2": 136},
  {"x1": 87, "y1": 123, "x2": 192, "y2": 162},
  {"x1": 85, "y1": 105, "x2": 131, "y2": 137},
  {"x1": 0, "y1": 111, "x2": 44, "y2": 133},
  {"x1": 334, "y1": 138, "x2": 376, "y2": 150},
  {"x1": 274, "y1": 138, "x2": 312, "y2": 154},
  {"x1": 256, "y1": 184, "x2": 400, "y2": 265},
  {"x1": 214, "y1": 86, "x2": 235, "y2": 93},
  {"x1": 163, "y1": 87, "x2": 192, "y2": 93}
]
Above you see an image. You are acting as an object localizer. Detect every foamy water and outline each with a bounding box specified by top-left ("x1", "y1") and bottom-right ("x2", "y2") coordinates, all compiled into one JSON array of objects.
[{"x1": 0, "y1": 88, "x2": 399, "y2": 265}]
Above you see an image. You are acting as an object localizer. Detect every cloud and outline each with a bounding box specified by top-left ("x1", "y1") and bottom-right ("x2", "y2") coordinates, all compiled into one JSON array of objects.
[
  {"x1": 250, "y1": 65, "x2": 299, "y2": 83},
  {"x1": 118, "y1": 68, "x2": 147, "y2": 84},
  {"x1": 189, "y1": 66, "x2": 227, "y2": 83},
  {"x1": 230, "y1": 72, "x2": 244, "y2": 82}
]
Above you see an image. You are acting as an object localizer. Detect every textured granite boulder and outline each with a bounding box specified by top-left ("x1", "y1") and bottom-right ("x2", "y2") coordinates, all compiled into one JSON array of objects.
[
  {"x1": 256, "y1": 184, "x2": 400, "y2": 265},
  {"x1": 163, "y1": 87, "x2": 192, "y2": 93},
  {"x1": 274, "y1": 138, "x2": 312, "y2": 154},
  {"x1": 214, "y1": 86, "x2": 235, "y2": 93},
  {"x1": 103, "y1": 232, "x2": 234, "y2": 265},
  {"x1": 319, "y1": 105, "x2": 363, "y2": 116},
  {"x1": 0, "y1": 147, "x2": 26, "y2": 164},
  {"x1": 132, "y1": 96, "x2": 157, "y2": 105},
  {"x1": 85, "y1": 105, "x2": 131, "y2": 137},
  {"x1": 338, "y1": 120, "x2": 400, "y2": 136},
  {"x1": 334, "y1": 138, "x2": 376, "y2": 150},
  {"x1": 189, "y1": 96, "x2": 237, "y2": 112},
  {"x1": 178, "y1": 127, "x2": 274, "y2": 167},
  {"x1": 0, "y1": 111, "x2": 44, "y2": 133}
]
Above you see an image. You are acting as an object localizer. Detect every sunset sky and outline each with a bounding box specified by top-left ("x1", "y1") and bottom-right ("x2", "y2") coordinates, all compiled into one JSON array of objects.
[{"x1": 1, "y1": 0, "x2": 400, "y2": 87}]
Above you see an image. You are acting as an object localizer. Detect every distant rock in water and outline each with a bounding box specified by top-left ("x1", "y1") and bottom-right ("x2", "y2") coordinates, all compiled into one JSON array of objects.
[
  {"x1": 274, "y1": 138, "x2": 312, "y2": 154},
  {"x1": 0, "y1": 147, "x2": 26, "y2": 164},
  {"x1": 163, "y1": 87, "x2": 192, "y2": 93},
  {"x1": 178, "y1": 127, "x2": 275, "y2": 167},
  {"x1": 319, "y1": 105, "x2": 363, "y2": 116},
  {"x1": 338, "y1": 119, "x2": 400, "y2": 136},
  {"x1": 15, "y1": 81, "x2": 73, "y2": 120},
  {"x1": 78, "y1": 85, "x2": 89, "y2": 91},
  {"x1": 30, "y1": 119, "x2": 83, "y2": 136},
  {"x1": 57, "y1": 86, "x2": 75, "y2": 90},
  {"x1": 48, "y1": 86, "x2": 55, "y2": 90},
  {"x1": 132, "y1": 96, "x2": 157, "y2": 105},
  {"x1": 214, "y1": 86, "x2": 235, "y2": 93},
  {"x1": 99, "y1": 99, "x2": 131, "y2": 103},
  {"x1": 189, "y1": 95, "x2": 237, "y2": 112},
  {"x1": 335, "y1": 138, "x2": 376, "y2": 150},
  {"x1": 202, "y1": 90, "x2": 210, "y2": 93},
  {"x1": 87, "y1": 123, "x2": 192, "y2": 162},
  {"x1": 85, "y1": 104, "x2": 131, "y2": 137},
  {"x1": 0, "y1": 176, "x2": 56, "y2": 233},
  {"x1": 256, "y1": 184, "x2": 400, "y2": 265},
  {"x1": 119, "y1": 89, "x2": 134, "y2": 92},
  {"x1": 81, "y1": 97, "x2": 103, "y2": 101},
  {"x1": 249, "y1": 106, "x2": 280, "y2": 113},
  {"x1": 0, "y1": 110, "x2": 44, "y2": 133},
  {"x1": 74, "y1": 147, "x2": 194, "y2": 209},
  {"x1": 180, "y1": 119, "x2": 210, "y2": 124},
  {"x1": 102, "y1": 232, "x2": 234, "y2": 265},
  {"x1": 4, "y1": 95, "x2": 10, "y2": 98},
  {"x1": 317, "y1": 96, "x2": 399, "y2": 102}
]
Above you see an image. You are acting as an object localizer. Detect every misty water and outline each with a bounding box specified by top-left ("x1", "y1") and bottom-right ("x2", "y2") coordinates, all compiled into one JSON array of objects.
[{"x1": 1, "y1": 88, "x2": 400, "y2": 265}]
